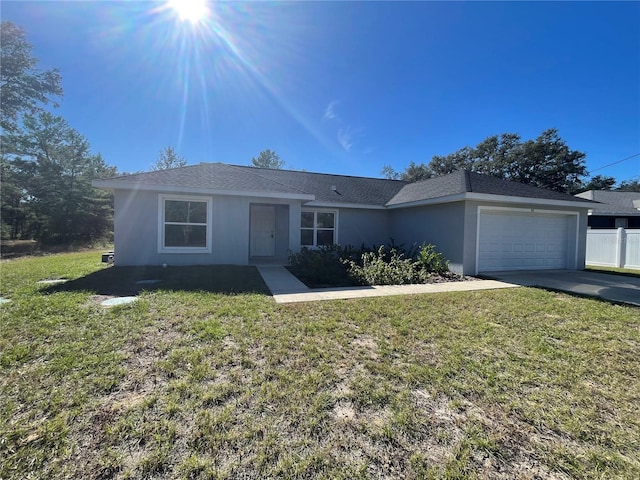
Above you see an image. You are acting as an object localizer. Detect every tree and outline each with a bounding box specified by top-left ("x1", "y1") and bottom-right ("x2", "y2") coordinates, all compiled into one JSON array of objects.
[
  {"x1": 0, "y1": 22, "x2": 63, "y2": 133},
  {"x1": 2, "y1": 112, "x2": 116, "y2": 243},
  {"x1": 399, "y1": 161, "x2": 434, "y2": 182},
  {"x1": 381, "y1": 162, "x2": 433, "y2": 182},
  {"x1": 0, "y1": 154, "x2": 34, "y2": 239},
  {"x1": 380, "y1": 164, "x2": 400, "y2": 180},
  {"x1": 430, "y1": 146, "x2": 477, "y2": 177},
  {"x1": 395, "y1": 129, "x2": 587, "y2": 193},
  {"x1": 510, "y1": 129, "x2": 587, "y2": 193},
  {"x1": 151, "y1": 146, "x2": 186, "y2": 170},
  {"x1": 577, "y1": 175, "x2": 617, "y2": 192},
  {"x1": 250, "y1": 149, "x2": 285, "y2": 169},
  {"x1": 617, "y1": 178, "x2": 640, "y2": 192}
]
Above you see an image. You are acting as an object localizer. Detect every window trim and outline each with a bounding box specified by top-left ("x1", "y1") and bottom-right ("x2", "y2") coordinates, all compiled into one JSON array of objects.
[
  {"x1": 300, "y1": 209, "x2": 338, "y2": 247},
  {"x1": 158, "y1": 194, "x2": 213, "y2": 253}
]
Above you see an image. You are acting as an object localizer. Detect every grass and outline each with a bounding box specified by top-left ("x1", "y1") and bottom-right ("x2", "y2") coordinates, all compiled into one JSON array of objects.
[
  {"x1": 586, "y1": 265, "x2": 640, "y2": 277},
  {"x1": 1, "y1": 251, "x2": 639, "y2": 479}
]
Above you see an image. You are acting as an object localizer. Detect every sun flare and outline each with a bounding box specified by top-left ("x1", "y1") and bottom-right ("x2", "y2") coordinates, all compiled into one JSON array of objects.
[{"x1": 168, "y1": 0, "x2": 208, "y2": 23}]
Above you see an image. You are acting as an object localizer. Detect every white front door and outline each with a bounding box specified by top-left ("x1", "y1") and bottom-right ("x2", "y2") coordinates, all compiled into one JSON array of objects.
[{"x1": 250, "y1": 205, "x2": 276, "y2": 257}]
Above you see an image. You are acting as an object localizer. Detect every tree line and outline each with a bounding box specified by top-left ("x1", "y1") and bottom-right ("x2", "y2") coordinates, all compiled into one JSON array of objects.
[
  {"x1": 0, "y1": 22, "x2": 187, "y2": 243},
  {"x1": 382, "y1": 130, "x2": 638, "y2": 193},
  {"x1": 0, "y1": 22, "x2": 114, "y2": 243}
]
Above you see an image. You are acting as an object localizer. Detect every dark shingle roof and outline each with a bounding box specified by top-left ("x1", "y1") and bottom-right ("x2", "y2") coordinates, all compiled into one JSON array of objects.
[
  {"x1": 386, "y1": 170, "x2": 468, "y2": 205},
  {"x1": 98, "y1": 163, "x2": 407, "y2": 206},
  {"x1": 97, "y1": 163, "x2": 311, "y2": 196},
  {"x1": 228, "y1": 165, "x2": 407, "y2": 205},
  {"x1": 387, "y1": 171, "x2": 592, "y2": 205},
  {"x1": 96, "y1": 163, "x2": 593, "y2": 207},
  {"x1": 575, "y1": 190, "x2": 640, "y2": 215}
]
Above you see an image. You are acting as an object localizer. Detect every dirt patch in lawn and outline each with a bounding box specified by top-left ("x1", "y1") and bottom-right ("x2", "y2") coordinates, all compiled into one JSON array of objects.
[
  {"x1": 85, "y1": 294, "x2": 117, "y2": 306},
  {"x1": 67, "y1": 315, "x2": 188, "y2": 478},
  {"x1": 351, "y1": 335, "x2": 380, "y2": 359}
]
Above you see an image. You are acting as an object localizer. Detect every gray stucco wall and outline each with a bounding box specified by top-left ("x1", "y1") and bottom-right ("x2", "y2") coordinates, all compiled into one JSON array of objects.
[
  {"x1": 389, "y1": 202, "x2": 467, "y2": 273},
  {"x1": 113, "y1": 189, "x2": 588, "y2": 273},
  {"x1": 113, "y1": 189, "x2": 301, "y2": 266},
  {"x1": 337, "y1": 208, "x2": 390, "y2": 248},
  {"x1": 388, "y1": 200, "x2": 588, "y2": 275}
]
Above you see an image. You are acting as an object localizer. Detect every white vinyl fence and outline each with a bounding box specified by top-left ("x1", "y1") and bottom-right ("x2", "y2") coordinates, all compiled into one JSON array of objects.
[{"x1": 586, "y1": 228, "x2": 640, "y2": 269}]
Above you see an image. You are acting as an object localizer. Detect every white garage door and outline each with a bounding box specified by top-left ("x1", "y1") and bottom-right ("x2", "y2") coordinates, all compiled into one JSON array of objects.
[{"x1": 478, "y1": 210, "x2": 571, "y2": 272}]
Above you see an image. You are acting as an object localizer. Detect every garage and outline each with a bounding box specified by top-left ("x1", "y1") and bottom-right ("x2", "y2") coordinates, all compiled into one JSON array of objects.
[{"x1": 477, "y1": 209, "x2": 574, "y2": 272}]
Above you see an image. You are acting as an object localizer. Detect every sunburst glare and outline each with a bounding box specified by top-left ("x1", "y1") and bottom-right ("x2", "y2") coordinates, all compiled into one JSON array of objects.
[
  {"x1": 129, "y1": 2, "x2": 328, "y2": 152},
  {"x1": 168, "y1": 0, "x2": 208, "y2": 24}
]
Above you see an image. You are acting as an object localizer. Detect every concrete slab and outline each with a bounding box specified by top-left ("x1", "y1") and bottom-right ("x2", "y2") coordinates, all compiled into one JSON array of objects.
[
  {"x1": 101, "y1": 296, "x2": 138, "y2": 307},
  {"x1": 257, "y1": 266, "x2": 519, "y2": 304},
  {"x1": 256, "y1": 266, "x2": 310, "y2": 294},
  {"x1": 484, "y1": 270, "x2": 640, "y2": 307},
  {"x1": 274, "y1": 280, "x2": 519, "y2": 304},
  {"x1": 37, "y1": 279, "x2": 68, "y2": 285}
]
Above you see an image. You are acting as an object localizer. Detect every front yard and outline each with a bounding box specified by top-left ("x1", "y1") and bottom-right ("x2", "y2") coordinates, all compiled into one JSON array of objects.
[{"x1": 1, "y1": 252, "x2": 638, "y2": 479}]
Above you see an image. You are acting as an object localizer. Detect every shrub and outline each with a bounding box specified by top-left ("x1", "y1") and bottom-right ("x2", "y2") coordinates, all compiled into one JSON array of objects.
[
  {"x1": 288, "y1": 241, "x2": 452, "y2": 287},
  {"x1": 415, "y1": 243, "x2": 449, "y2": 274},
  {"x1": 344, "y1": 246, "x2": 426, "y2": 286},
  {"x1": 288, "y1": 245, "x2": 354, "y2": 287}
]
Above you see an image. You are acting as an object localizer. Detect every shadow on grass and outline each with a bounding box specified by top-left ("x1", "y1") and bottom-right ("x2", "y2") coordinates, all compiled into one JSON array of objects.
[
  {"x1": 42, "y1": 265, "x2": 270, "y2": 296},
  {"x1": 285, "y1": 266, "x2": 360, "y2": 289}
]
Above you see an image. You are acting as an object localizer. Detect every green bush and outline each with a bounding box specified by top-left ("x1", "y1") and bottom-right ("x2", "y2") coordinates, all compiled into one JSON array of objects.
[
  {"x1": 344, "y1": 246, "x2": 426, "y2": 286},
  {"x1": 288, "y1": 245, "x2": 354, "y2": 287},
  {"x1": 416, "y1": 243, "x2": 449, "y2": 274},
  {"x1": 288, "y1": 241, "x2": 452, "y2": 287}
]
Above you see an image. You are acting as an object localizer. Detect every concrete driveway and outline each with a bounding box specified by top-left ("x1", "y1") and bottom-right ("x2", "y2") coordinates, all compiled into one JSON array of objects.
[{"x1": 485, "y1": 270, "x2": 640, "y2": 307}]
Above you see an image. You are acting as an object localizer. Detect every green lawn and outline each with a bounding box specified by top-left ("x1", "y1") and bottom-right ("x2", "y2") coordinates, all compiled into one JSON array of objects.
[
  {"x1": 586, "y1": 265, "x2": 640, "y2": 277},
  {"x1": 1, "y1": 252, "x2": 639, "y2": 479}
]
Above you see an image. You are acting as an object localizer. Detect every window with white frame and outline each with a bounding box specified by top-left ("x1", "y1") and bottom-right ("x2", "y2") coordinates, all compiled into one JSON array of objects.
[
  {"x1": 159, "y1": 195, "x2": 212, "y2": 253},
  {"x1": 301, "y1": 210, "x2": 337, "y2": 247}
]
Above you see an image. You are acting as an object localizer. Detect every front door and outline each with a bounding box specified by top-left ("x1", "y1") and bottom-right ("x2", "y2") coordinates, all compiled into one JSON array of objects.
[{"x1": 250, "y1": 205, "x2": 276, "y2": 257}]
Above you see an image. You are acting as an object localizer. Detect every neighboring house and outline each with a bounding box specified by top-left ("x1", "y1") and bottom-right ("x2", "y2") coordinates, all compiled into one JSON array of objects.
[
  {"x1": 92, "y1": 164, "x2": 593, "y2": 275},
  {"x1": 574, "y1": 190, "x2": 640, "y2": 229}
]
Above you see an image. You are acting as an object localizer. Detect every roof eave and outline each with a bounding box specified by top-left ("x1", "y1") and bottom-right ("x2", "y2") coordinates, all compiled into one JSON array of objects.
[
  {"x1": 303, "y1": 201, "x2": 386, "y2": 209},
  {"x1": 386, "y1": 192, "x2": 594, "y2": 209},
  {"x1": 386, "y1": 193, "x2": 467, "y2": 209},
  {"x1": 91, "y1": 180, "x2": 315, "y2": 201},
  {"x1": 587, "y1": 211, "x2": 640, "y2": 217},
  {"x1": 465, "y1": 192, "x2": 594, "y2": 208}
]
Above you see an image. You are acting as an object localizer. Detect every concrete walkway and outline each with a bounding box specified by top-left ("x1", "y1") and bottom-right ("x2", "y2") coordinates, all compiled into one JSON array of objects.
[
  {"x1": 257, "y1": 266, "x2": 519, "y2": 304},
  {"x1": 256, "y1": 265, "x2": 310, "y2": 294}
]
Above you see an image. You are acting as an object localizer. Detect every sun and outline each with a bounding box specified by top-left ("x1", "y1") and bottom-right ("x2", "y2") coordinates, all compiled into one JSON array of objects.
[{"x1": 168, "y1": 0, "x2": 208, "y2": 23}]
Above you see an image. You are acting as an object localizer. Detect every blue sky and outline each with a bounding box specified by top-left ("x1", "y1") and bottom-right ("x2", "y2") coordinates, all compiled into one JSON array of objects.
[{"x1": 4, "y1": 1, "x2": 639, "y2": 182}]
